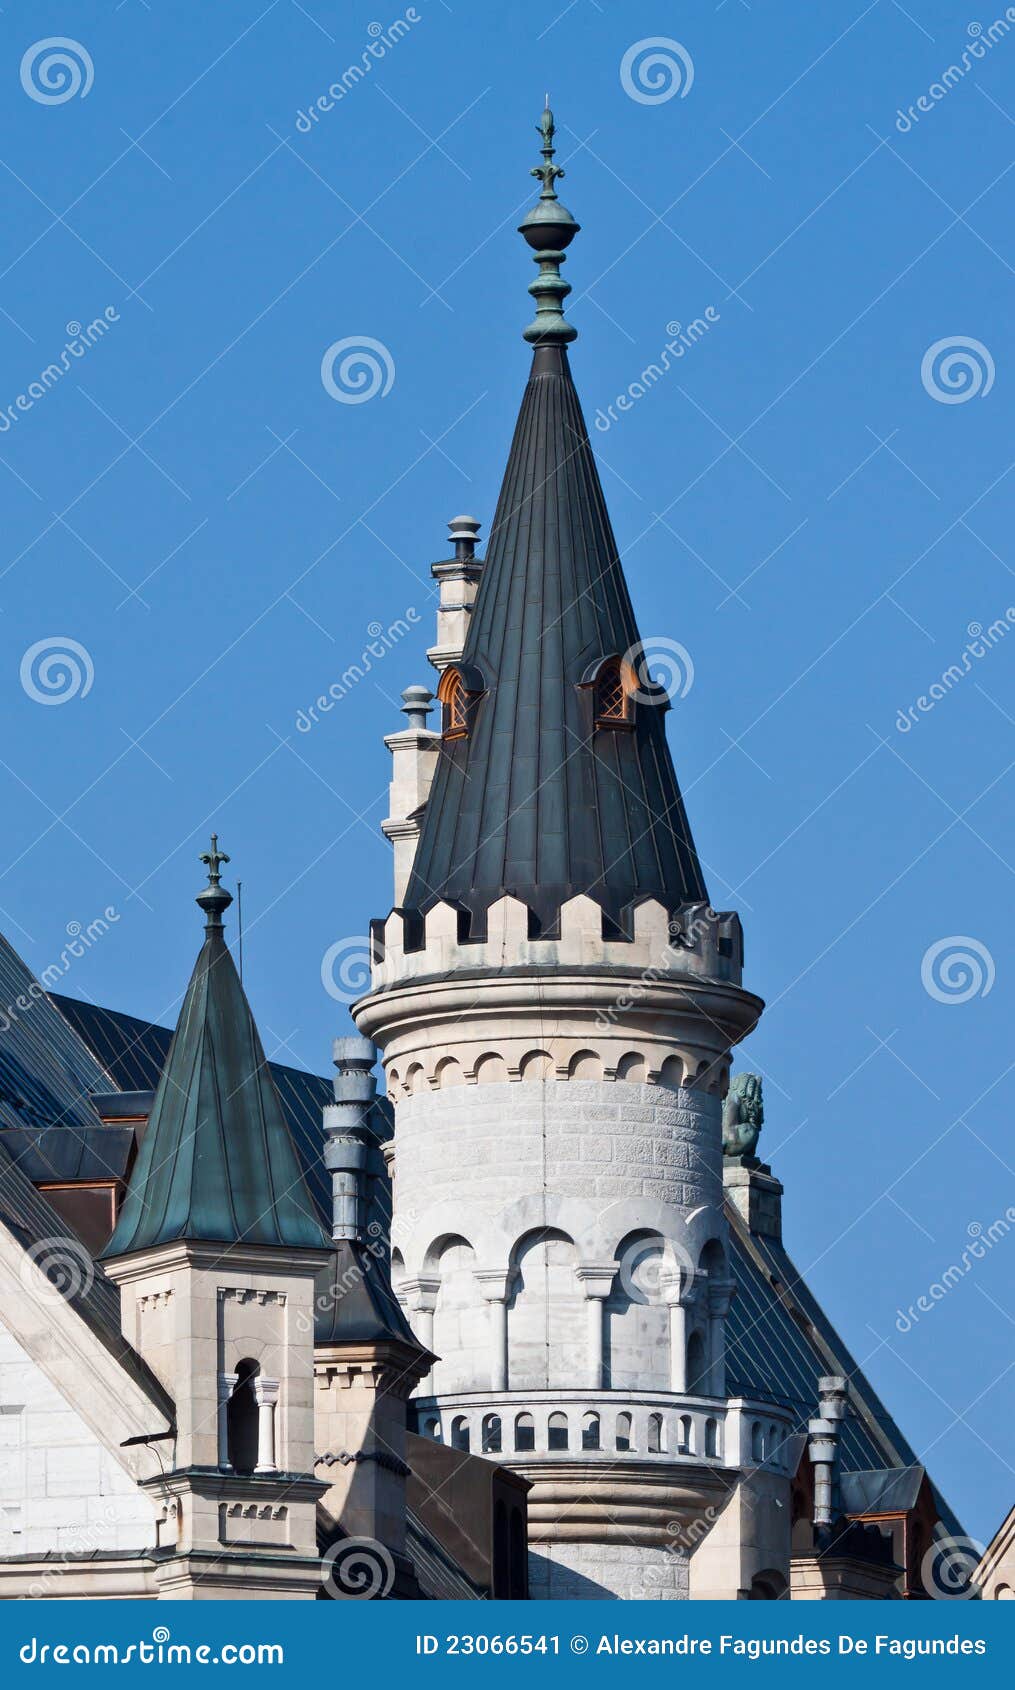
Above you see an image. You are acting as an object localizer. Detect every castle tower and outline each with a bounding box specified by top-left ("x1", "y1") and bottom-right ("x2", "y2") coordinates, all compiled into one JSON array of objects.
[
  {"x1": 102, "y1": 841, "x2": 331, "y2": 1599},
  {"x1": 355, "y1": 111, "x2": 788, "y2": 1601}
]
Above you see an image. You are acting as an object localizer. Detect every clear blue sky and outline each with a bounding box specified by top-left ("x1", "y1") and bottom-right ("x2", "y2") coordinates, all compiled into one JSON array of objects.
[{"x1": 1, "y1": 2, "x2": 1012, "y2": 1545}]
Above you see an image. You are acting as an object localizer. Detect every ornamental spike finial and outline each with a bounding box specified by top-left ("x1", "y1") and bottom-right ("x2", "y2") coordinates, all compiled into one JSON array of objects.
[
  {"x1": 197, "y1": 832, "x2": 233, "y2": 928},
  {"x1": 518, "y1": 104, "x2": 580, "y2": 346}
]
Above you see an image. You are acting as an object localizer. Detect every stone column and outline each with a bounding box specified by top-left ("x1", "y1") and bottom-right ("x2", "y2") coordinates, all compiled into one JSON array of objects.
[
  {"x1": 217, "y1": 1371, "x2": 237, "y2": 1469},
  {"x1": 400, "y1": 1276, "x2": 440, "y2": 1391},
  {"x1": 253, "y1": 1376, "x2": 280, "y2": 1473},
  {"x1": 575, "y1": 1264, "x2": 617, "y2": 1390},
  {"x1": 661, "y1": 1272, "x2": 695, "y2": 1394},
  {"x1": 475, "y1": 1269, "x2": 514, "y2": 1391},
  {"x1": 707, "y1": 1281, "x2": 736, "y2": 1399}
]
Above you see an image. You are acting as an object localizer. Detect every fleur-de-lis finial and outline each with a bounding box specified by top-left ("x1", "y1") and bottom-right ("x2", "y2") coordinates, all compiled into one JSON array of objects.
[
  {"x1": 197, "y1": 833, "x2": 233, "y2": 929},
  {"x1": 531, "y1": 101, "x2": 564, "y2": 201},
  {"x1": 200, "y1": 833, "x2": 230, "y2": 887},
  {"x1": 518, "y1": 105, "x2": 581, "y2": 346}
]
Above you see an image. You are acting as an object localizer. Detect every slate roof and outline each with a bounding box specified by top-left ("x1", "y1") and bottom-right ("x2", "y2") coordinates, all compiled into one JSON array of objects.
[
  {"x1": 101, "y1": 900, "x2": 329, "y2": 1258},
  {"x1": 403, "y1": 337, "x2": 709, "y2": 938},
  {"x1": 0, "y1": 933, "x2": 110, "y2": 1139}
]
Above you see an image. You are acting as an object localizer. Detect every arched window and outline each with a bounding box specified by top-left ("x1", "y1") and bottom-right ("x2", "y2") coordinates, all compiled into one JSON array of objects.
[
  {"x1": 547, "y1": 1412, "x2": 569, "y2": 1451},
  {"x1": 678, "y1": 1414, "x2": 694, "y2": 1455},
  {"x1": 751, "y1": 1421, "x2": 764, "y2": 1462},
  {"x1": 482, "y1": 1414, "x2": 502, "y2": 1454},
  {"x1": 704, "y1": 1417, "x2": 719, "y2": 1458},
  {"x1": 227, "y1": 1358, "x2": 260, "y2": 1475},
  {"x1": 438, "y1": 667, "x2": 468, "y2": 739},
  {"x1": 581, "y1": 1412, "x2": 601, "y2": 1451},
  {"x1": 451, "y1": 1415, "x2": 470, "y2": 1452},
  {"x1": 647, "y1": 1413, "x2": 664, "y2": 1454},
  {"x1": 515, "y1": 1413, "x2": 535, "y2": 1453},
  {"x1": 616, "y1": 1411, "x2": 632, "y2": 1452},
  {"x1": 423, "y1": 1416, "x2": 442, "y2": 1441},
  {"x1": 594, "y1": 657, "x2": 627, "y2": 723}
]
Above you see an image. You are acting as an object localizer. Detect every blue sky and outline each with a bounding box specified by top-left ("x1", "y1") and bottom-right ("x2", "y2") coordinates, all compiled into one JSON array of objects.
[{"x1": 1, "y1": 1, "x2": 1013, "y2": 1544}]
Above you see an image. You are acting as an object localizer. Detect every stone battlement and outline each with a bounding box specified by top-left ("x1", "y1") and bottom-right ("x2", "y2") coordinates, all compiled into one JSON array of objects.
[{"x1": 368, "y1": 893, "x2": 743, "y2": 992}]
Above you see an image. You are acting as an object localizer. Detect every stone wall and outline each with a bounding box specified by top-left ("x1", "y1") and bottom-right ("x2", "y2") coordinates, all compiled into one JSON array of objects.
[
  {"x1": 528, "y1": 1541, "x2": 690, "y2": 1600},
  {"x1": 0, "y1": 1324, "x2": 155, "y2": 1562}
]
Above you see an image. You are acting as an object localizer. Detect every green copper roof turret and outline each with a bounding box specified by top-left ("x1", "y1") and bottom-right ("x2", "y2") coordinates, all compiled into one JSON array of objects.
[
  {"x1": 519, "y1": 103, "x2": 580, "y2": 345},
  {"x1": 101, "y1": 840, "x2": 329, "y2": 1259}
]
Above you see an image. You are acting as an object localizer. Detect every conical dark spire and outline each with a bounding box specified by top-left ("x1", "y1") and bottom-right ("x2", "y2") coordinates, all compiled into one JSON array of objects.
[
  {"x1": 403, "y1": 115, "x2": 708, "y2": 938},
  {"x1": 102, "y1": 843, "x2": 329, "y2": 1257}
]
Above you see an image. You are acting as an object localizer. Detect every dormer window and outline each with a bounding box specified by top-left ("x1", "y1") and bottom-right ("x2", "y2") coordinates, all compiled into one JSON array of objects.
[
  {"x1": 439, "y1": 667, "x2": 469, "y2": 740},
  {"x1": 594, "y1": 659, "x2": 626, "y2": 724},
  {"x1": 590, "y1": 656, "x2": 634, "y2": 729}
]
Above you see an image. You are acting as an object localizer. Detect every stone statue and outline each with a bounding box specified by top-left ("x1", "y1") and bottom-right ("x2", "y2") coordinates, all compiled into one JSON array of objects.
[{"x1": 722, "y1": 1072, "x2": 764, "y2": 1160}]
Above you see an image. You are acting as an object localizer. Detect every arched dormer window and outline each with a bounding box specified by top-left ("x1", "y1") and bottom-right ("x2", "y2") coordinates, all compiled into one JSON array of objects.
[
  {"x1": 439, "y1": 667, "x2": 468, "y2": 738},
  {"x1": 436, "y1": 664, "x2": 485, "y2": 741},
  {"x1": 583, "y1": 655, "x2": 635, "y2": 730}
]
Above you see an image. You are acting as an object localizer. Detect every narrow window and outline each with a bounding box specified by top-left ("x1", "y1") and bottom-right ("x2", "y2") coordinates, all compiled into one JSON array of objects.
[
  {"x1": 226, "y1": 1358, "x2": 260, "y2": 1476},
  {"x1": 515, "y1": 1413, "x2": 536, "y2": 1453},
  {"x1": 451, "y1": 1415, "x2": 471, "y2": 1452},
  {"x1": 616, "y1": 1411, "x2": 632, "y2": 1452},
  {"x1": 482, "y1": 1414, "x2": 502, "y2": 1454},
  {"x1": 581, "y1": 1412, "x2": 601, "y2": 1451},
  {"x1": 547, "y1": 1412, "x2": 569, "y2": 1451}
]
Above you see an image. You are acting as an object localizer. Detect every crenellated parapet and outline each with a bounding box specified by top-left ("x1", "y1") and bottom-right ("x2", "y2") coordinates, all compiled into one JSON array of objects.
[
  {"x1": 369, "y1": 892, "x2": 745, "y2": 989},
  {"x1": 355, "y1": 892, "x2": 760, "y2": 1102}
]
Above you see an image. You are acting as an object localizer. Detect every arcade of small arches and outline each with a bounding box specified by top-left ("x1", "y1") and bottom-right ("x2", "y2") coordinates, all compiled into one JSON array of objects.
[
  {"x1": 386, "y1": 1045, "x2": 724, "y2": 1100},
  {"x1": 393, "y1": 1226, "x2": 735, "y2": 1402}
]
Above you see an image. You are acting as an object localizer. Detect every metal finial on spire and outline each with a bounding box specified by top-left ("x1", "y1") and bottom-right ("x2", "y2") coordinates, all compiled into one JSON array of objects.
[
  {"x1": 197, "y1": 833, "x2": 233, "y2": 928},
  {"x1": 518, "y1": 105, "x2": 580, "y2": 346},
  {"x1": 531, "y1": 103, "x2": 565, "y2": 200}
]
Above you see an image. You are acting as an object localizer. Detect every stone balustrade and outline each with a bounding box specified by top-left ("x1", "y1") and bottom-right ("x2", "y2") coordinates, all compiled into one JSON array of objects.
[{"x1": 414, "y1": 1390, "x2": 794, "y2": 1472}]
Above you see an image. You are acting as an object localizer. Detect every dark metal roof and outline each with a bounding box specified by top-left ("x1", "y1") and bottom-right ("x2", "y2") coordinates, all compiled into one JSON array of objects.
[
  {"x1": 101, "y1": 915, "x2": 329, "y2": 1258},
  {"x1": 403, "y1": 342, "x2": 708, "y2": 938},
  {"x1": 314, "y1": 1236, "x2": 423, "y2": 1352},
  {"x1": 840, "y1": 1466, "x2": 927, "y2": 1517},
  {"x1": 0, "y1": 933, "x2": 111, "y2": 1139},
  {"x1": 0, "y1": 1125, "x2": 133, "y2": 1183}
]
